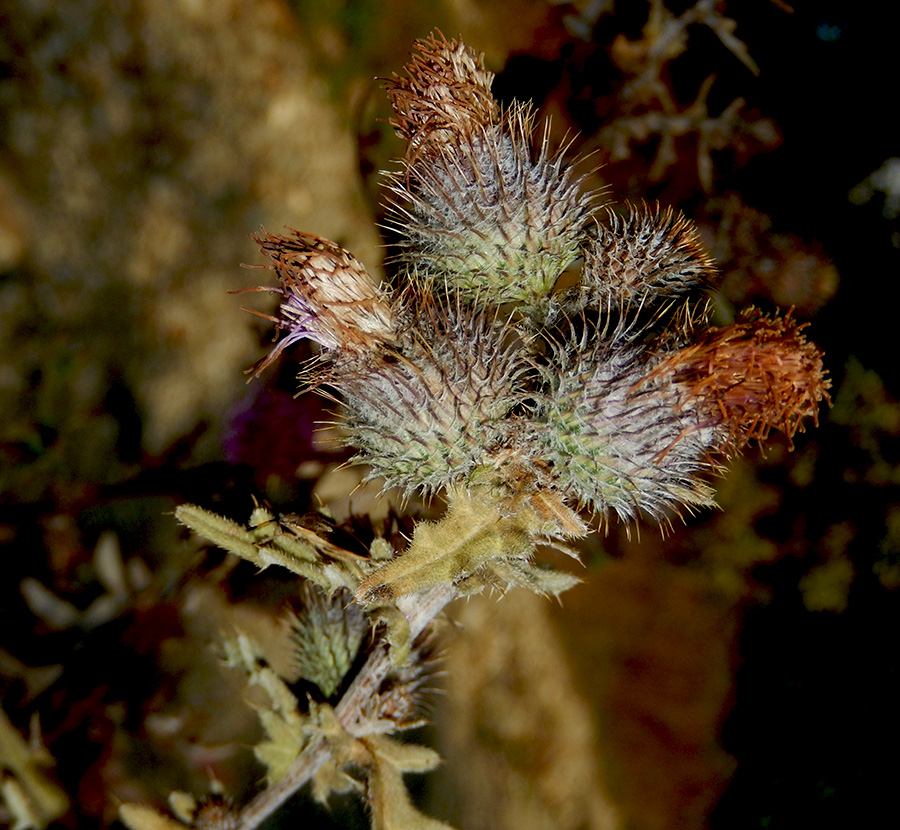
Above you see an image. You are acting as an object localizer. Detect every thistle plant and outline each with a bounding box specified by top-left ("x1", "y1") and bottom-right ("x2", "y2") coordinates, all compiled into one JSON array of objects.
[{"x1": 120, "y1": 32, "x2": 828, "y2": 830}]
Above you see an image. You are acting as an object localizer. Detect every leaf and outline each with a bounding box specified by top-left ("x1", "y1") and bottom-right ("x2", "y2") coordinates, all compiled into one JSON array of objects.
[
  {"x1": 310, "y1": 759, "x2": 362, "y2": 805},
  {"x1": 489, "y1": 558, "x2": 582, "y2": 597},
  {"x1": 254, "y1": 707, "x2": 306, "y2": 785},
  {"x1": 222, "y1": 634, "x2": 308, "y2": 785},
  {"x1": 176, "y1": 504, "x2": 331, "y2": 586},
  {"x1": 707, "y1": 12, "x2": 760, "y2": 75},
  {"x1": 118, "y1": 804, "x2": 188, "y2": 830},
  {"x1": 369, "y1": 604, "x2": 412, "y2": 666},
  {"x1": 356, "y1": 487, "x2": 535, "y2": 603},
  {"x1": 365, "y1": 734, "x2": 442, "y2": 773},
  {"x1": 0, "y1": 711, "x2": 68, "y2": 830},
  {"x1": 175, "y1": 504, "x2": 262, "y2": 562},
  {"x1": 366, "y1": 747, "x2": 455, "y2": 830}
]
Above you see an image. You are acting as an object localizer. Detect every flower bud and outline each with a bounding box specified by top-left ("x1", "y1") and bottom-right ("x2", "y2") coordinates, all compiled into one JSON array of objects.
[
  {"x1": 289, "y1": 586, "x2": 366, "y2": 699},
  {"x1": 385, "y1": 35, "x2": 595, "y2": 304},
  {"x1": 581, "y1": 204, "x2": 716, "y2": 308},
  {"x1": 246, "y1": 230, "x2": 396, "y2": 374}
]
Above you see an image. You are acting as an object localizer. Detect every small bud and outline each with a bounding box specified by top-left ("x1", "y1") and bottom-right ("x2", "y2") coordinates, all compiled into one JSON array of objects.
[
  {"x1": 581, "y1": 204, "x2": 716, "y2": 307},
  {"x1": 288, "y1": 586, "x2": 367, "y2": 699},
  {"x1": 188, "y1": 794, "x2": 239, "y2": 830},
  {"x1": 360, "y1": 625, "x2": 439, "y2": 724},
  {"x1": 245, "y1": 230, "x2": 396, "y2": 374}
]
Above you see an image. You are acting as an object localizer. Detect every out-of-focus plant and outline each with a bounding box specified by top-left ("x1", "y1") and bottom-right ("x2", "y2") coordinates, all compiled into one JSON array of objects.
[
  {"x1": 114, "y1": 31, "x2": 828, "y2": 830},
  {"x1": 577, "y1": 0, "x2": 780, "y2": 194}
]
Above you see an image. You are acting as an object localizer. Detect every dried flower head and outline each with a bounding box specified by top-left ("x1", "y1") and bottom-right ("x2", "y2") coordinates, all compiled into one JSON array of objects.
[
  {"x1": 244, "y1": 230, "x2": 396, "y2": 374},
  {"x1": 384, "y1": 31, "x2": 499, "y2": 157},
  {"x1": 658, "y1": 309, "x2": 831, "y2": 448}
]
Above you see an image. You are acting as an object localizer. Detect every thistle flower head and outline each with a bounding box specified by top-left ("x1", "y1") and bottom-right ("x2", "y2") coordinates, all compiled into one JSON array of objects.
[
  {"x1": 335, "y1": 295, "x2": 529, "y2": 496},
  {"x1": 384, "y1": 31, "x2": 499, "y2": 157},
  {"x1": 387, "y1": 108, "x2": 594, "y2": 304},
  {"x1": 385, "y1": 38, "x2": 596, "y2": 305},
  {"x1": 581, "y1": 204, "x2": 717, "y2": 308},
  {"x1": 658, "y1": 309, "x2": 831, "y2": 448},
  {"x1": 534, "y1": 339, "x2": 721, "y2": 523},
  {"x1": 247, "y1": 229, "x2": 396, "y2": 374}
]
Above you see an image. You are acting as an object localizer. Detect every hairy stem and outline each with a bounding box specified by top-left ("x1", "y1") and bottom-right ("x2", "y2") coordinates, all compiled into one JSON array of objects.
[{"x1": 234, "y1": 582, "x2": 457, "y2": 830}]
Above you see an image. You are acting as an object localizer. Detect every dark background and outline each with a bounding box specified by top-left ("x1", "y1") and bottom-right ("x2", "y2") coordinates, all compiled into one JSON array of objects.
[{"x1": 1, "y1": 1, "x2": 897, "y2": 828}]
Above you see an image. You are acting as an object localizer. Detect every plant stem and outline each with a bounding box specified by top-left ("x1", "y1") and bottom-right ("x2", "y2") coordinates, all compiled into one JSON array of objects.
[{"x1": 234, "y1": 582, "x2": 457, "y2": 829}]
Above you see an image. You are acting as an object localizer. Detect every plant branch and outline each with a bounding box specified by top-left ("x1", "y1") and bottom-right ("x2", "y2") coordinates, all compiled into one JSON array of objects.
[{"x1": 234, "y1": 582, "x2": 457, "y2": 830}]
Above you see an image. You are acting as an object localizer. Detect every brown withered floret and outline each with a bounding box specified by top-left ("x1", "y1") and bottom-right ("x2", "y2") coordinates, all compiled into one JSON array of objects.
[
  {"x1": 659, "y1": 310, "x2": 831, "y2": 448},
  {"x1": 383, "y1": 31, "x2": 500, "y2": 158},
  {"x1": 240, "y1": 229, "x2": 396, "y2": 375}
]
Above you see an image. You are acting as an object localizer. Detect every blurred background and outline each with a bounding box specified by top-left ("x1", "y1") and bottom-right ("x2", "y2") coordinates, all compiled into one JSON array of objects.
[{"x1": 1, "y1": 0, "x2": 897, "y2": 828}]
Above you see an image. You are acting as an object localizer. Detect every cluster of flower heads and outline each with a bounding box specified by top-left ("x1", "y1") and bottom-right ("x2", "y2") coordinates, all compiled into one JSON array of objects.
[{"x1": 246, "y1": 32, "x2": 828, "y2": 528}]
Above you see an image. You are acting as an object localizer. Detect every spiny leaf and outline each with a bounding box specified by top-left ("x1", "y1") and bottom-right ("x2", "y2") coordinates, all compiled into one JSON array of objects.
[{"x1": 355, "y1": 487, "x2": 535, "y2": 603}]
